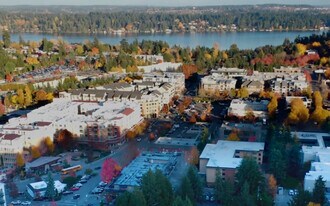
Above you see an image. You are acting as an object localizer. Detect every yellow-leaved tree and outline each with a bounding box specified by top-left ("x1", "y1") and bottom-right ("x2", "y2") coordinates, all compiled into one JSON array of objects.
[
  {"x1": 227, "y1": 130, "x2": 240, "y2": 141},
  {"x1": 287, "y1": 98, "x2": 309, "y2": 124},
  {"x1": 16, "y1": 153, "x2": 25, "y2": 167},
  {"x1": 295, "y1": 43, "x2": 307, "y2": 56},
  {"x1": 267, "y1": 96, "x2": 278, "y2": 117},
  {"x1": 311, "y1": 91, "x2": 330, "y2": 124}
]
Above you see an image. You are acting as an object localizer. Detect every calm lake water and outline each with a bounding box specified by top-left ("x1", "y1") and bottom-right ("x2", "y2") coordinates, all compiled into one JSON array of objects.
[{"x1": 11, "y1": 31, "x2": 323, "y2": 50}]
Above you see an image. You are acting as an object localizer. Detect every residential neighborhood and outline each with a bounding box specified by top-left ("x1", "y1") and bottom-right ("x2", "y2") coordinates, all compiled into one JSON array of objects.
[{"x1": 0, "y1": 3, "x2": 329, "y2": 206}]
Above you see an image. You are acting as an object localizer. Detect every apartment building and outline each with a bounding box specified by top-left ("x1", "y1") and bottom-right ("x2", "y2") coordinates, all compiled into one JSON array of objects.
[
  {"x1": 227, "y1": 99, "x2": 269, "y2": 119},
  {"x1": 211, "y1": 67, "x2": 246, "y2": 77},
  {"x1": 241, "y1": 80, "x2": 264, "y2": 94},
  {"x1": 138, "y1": 62, "x2": 182, "y2": 73},
  {"x1": 199, "y1": 140, "x2": 264, "y2": 185},
  {"x1": 142, "y1": 72, "x2": 185, "y2": 94},
  {"x1": 134, "y1": 55, "x2": 164, "y2": 64},
  {"x1": 201, "y1": 73, "x2": 237, "y2": 92}
]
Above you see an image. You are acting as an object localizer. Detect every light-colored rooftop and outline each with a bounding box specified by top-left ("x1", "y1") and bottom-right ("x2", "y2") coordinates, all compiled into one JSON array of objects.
[
  {"x1": 114, "y1": 152, "x2": 177, "y2": 188},
  {"x1": 200, "y1": 140, "x2": 264, "y2": 168},
  {"x1": 26, "y1": 156, "x2": 60, "y2": 169}
]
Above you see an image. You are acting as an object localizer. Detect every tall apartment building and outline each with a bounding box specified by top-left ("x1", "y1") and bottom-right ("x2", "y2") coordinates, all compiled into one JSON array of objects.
[
  {"x1": 201, "y1": 73, "x2": 237, "y2": 92},
  {"x1": 199, "y1": 140, "x2": 264, "y2": 185}
]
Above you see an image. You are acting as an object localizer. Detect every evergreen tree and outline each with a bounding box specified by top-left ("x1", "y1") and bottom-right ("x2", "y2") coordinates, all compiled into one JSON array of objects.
[
  {"x1": 155, "y1": 169, "x2": 173, "y2": 206},
  {"x1": 288, "y1": 189, "x2": 312, "y2": 206},
  {"x1": 236, "y1": 158, "x2": 263, "y2": 197},
  {"x1": 172, "y1": 196, "x2": 193, "y2": 206},
  {"x1": 186, "y1": 166, "x2": 203, "y2": 202},
  {"x1": 239, "y1": 181, "x2": 256, "y2": 206},
  {"x1": 214, "y1": 171, "x2": 235, "y2": 206},
  {"x1": 312, "y1": 176, "x2": 326, "y2": 205},
  {"x1": 116, "y1": 189, "x2": 146, "y2": 206},
  {"x1": 179, "y1": 176, "x2": 194, "y2": 203},
  {"x1": 45, "y1": 172, "x2": 56, "y2": 201}
]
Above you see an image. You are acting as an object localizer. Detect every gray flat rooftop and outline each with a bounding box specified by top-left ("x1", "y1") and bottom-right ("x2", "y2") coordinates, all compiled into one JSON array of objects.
[{"x1": 114, "y1": 152, "x2": 177, "y2": 188}]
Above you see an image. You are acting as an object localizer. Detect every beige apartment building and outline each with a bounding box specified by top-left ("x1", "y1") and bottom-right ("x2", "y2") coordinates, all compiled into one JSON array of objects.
[{"x1": 199, "y1": 140, "x2": 264, "y2": 185}]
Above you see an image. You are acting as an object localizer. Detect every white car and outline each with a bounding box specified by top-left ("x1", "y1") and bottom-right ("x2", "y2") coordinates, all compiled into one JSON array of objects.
[
  {"x1": 289, "y1": 189, "x2": 294, "y2": 196},
  {"x1": 73, "y1": 183, "x2": 83, "y2": 188},
  {"x1": 11, "y1": 200, "x2": 22, "y2": 205},
  {"x1": 98, "y1": 181, "x2": 107, "y2": 187},
  {"x1": 22, "y1": 201, "x2": 32, "y2": 205}
]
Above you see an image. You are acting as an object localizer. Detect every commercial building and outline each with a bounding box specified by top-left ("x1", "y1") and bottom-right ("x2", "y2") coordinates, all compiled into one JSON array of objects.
[
  {"x1": 227, "y1": 99, "x2": 269, "y2": 119},
  {"x1": 199, "y1": 140, "x2": 264, "y2": 185},
  {"x1": 201, "y1": 73, "x2": 237, "y2": 92},
  {"x1": 0, "y1": 99, "x2": 142, "y2": 168},
  {"x1": 112, "y1": 152, "x2": 177, "y2": 191},
  {"x1": 25, "y1": 156, "x2": 61, "y2": 174},
  {"x1": 27, "y1": 180, "x2": 66, "y2": 199}
]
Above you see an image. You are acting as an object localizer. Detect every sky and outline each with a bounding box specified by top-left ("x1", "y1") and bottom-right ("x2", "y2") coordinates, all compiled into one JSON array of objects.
[{"x1": 0, "y1": 0, "x2": 328, "y2": 6}]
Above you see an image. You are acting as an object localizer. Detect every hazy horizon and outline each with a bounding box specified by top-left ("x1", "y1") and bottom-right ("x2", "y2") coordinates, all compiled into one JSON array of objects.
[{"x1": 0, "y1": 0, "x2": 329, "y2": 6}]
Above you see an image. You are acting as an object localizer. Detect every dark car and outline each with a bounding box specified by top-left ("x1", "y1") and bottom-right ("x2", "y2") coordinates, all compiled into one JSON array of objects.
[
  {"x1": 73, "y1": 194, "x2": 80, "y2": 199},
  {"x1": 94, "y1": 166, "x2": 101, "y2": 170}
]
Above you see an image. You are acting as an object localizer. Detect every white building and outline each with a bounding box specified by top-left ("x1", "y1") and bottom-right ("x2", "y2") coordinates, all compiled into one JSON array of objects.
[
  {"x1": 142, "y1": 72, "x2": 185, "y2": 94},
  {"x1": 201, "y1": 73, "x2": 237, "y2": 92},
  {"x1": 27, "y1": 180, "x2": 66, "y2": 199},
  {"x1": 211, "y1": 67, "x2": 246, "y2": 77},
  {"x1": 286, "y1": 96, "x2": 312, "y2": 108},
  {"x1": 0, "y1": 99, "x2": 143, "y2": 166},
  {"x1": 138, "y1": 62, "x2": 182, "y2": 73},
  {"x1": 227, "y1": 99, "x2": 269, "y2": 119},
  {"x1": 134, "y1": 55, "x2": 164, "y2": 64},
  {"x1": 294, "y1": 132, "x2": 330, "y2": 194},
  {"x1": 199, "y1": 140, "x2": 264, "y2": 185}
]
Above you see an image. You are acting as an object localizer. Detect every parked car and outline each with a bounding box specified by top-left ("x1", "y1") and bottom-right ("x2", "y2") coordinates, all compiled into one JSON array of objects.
[
  {"x1": 70, "y1": 187, "x2": 80, "y2": 191},
  {"x1": 136, "y1": 137, "x2": 142, "y2": 142},
  {"x1": 63, "y1": 190, "x2": 74, "y2": 195},
  {"x1": 92, "y1": 188, "x2": 103, "y2": 194},
  {"x1": 21, "y1": 201, "x2": 32, "y2": 205},
  {"x1": 81, "y1": 175, "x2": 91, "y2": 180},
  {"x1": 289, "y1": 189, "x2": 294, "y2": 196},
  {"x1": 11, "y1": 200, "x2": 22, "y2": 205},
  {"x1": 294, "y1": 189, "x2": 299, "y2": 195},
  {"x1": 73, "y1": 194, "x2": 80, "y2": 199},
  {"x1": 98, "y1": 181, "x2": 107, "y2": 187},
  {"x1": 94, "y1": 166, "x2": 101, "y2": 170},
  {"x1": 79, "y1": 179, "x2": 88, "y2": 184},
  {"x1": 73, "y1": 183, "x2": 83, "y2": 188}
]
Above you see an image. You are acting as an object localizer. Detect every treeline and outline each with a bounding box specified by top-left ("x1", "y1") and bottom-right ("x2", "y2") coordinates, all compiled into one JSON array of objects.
[{"x1": 0, "y1": 10, "x2": 328, "y2": 34}]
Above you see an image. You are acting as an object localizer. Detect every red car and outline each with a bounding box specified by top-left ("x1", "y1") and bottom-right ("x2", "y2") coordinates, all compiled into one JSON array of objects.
[{"x1": 70, "y1": 187, "x2": 80, "y2": 191}]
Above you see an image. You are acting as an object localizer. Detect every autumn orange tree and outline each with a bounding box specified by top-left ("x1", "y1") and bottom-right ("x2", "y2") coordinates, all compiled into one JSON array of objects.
[
  {"x1": 227, "y1": 130, "x2": 240, "y2": 141},
  {"x1": 287, "y1": 98, "x2": 310, "y2": 124},
  {"x1": 188, "y1": 147, "x2": 200, "y2": 165},
  {"x1": 268, "y1": 174, "x2": 277, "y2": 198},
  {"x1": 55, "y1": 129, "x2": 74, "y2": 151}
]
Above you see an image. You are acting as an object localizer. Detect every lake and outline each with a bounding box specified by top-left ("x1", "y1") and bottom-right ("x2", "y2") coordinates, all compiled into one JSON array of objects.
[{"x1": 10, "y1": 31, "x2": 323, "y2": 50}]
